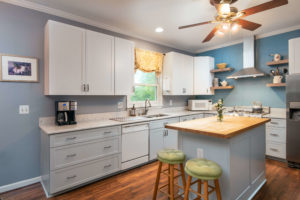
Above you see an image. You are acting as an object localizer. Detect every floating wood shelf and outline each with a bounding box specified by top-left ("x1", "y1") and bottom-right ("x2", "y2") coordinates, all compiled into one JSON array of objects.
[
  {"x1": 211, "y1": 86, "x2": 235, "y2": 90},
  {"x1": 210, "y1": 68, "x2": 233, "y2": 73},
  {"x1": 266, "y1": 59, "x2": 289, "y2": 66},
  {"x1": 266, "y1": 83, "x2": 286, "y2": 87}
]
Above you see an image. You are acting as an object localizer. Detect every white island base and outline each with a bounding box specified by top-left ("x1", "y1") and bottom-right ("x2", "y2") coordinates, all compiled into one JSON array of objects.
[{"x1": 177, "y1": 125, "x2": 266, "y2": 200}]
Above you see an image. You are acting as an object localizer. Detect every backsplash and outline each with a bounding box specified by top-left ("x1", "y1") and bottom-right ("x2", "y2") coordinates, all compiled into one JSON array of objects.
[{"x1": 196, "y1": 29, "x2": 300, "y2": 108}]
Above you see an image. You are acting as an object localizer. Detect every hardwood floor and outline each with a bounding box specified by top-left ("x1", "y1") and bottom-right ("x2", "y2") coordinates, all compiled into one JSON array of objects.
[{"x1": 0, "y1": 159, "x2": 299, "y2": 200}]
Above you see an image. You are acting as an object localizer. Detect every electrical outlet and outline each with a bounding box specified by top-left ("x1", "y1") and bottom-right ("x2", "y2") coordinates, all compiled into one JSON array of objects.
[
  {"x1": 197, "y1": 148, "x2": 204, "y2": 159},
  {"x1": 169, "y1": 99, "x2": 173, "y2": 106},
  {"x1": 117, "y1": 102, "x2": 124, "y2": 109},
  {"x1": 19, "y1": 105, "x2": 29, "y2": 114}
]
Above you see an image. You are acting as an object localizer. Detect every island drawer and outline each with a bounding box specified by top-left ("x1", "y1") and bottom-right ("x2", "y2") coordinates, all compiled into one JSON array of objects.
[
  {"x1": 50, "y1": 126, "x2": 121, "y2": 147},
  {"x1": 180, "y1": 114, "x2": 203, "y2": 122},
  {"x1": 266, "y1": 141, "x2": 286, "y2": 159},
  {"x1": 50, "y1": 136, "x2": 121, "y2": 170},
  {"x1": 266, "y1": 127, "x2": 286, "y2": 143},
  {"x1": 266, "y1": 118, "x2": 286, "y2": 128},
  {"x1": 50, "y1": 154, "x2": 120, "y2": 194},
  {"x1": 150, "y1": 117, "x2": 179, "y2": 129}
]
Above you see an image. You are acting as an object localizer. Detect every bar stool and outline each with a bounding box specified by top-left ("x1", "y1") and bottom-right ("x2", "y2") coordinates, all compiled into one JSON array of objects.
[
  {"x1": 153, "y1": 149, "x2": 186, "y2": 200},
  {"x1": 184, "y1": 158, "x2": 222, "y2": 200}
]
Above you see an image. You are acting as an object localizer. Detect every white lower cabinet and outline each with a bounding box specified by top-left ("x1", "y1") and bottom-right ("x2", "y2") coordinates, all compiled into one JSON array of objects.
[
  {"x1": 265, "y1": 118, "x2": 286, "y2": 159},
  {"x1": 41, "y1": 126, "x2": 121, "y2": 195},
  {"x1": 180, "y1": 114, "x2": 204, "y2": 122},
  {"x1": 149, "y1": 118, "x2": 179, "y2": 160}
]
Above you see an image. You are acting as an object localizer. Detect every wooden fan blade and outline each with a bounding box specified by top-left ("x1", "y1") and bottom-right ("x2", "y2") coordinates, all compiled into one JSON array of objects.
[
  {"x1": 202, "y1": 26, "x2": 219, "y2": 43},
  {"x1": 241, "y1": 0, "x2": 288, "y2": 18},
  {"x1": 235, "y1": 19, "x2": 261, "y2": 31},
  {"x1": 178, "y1": 21, "x2": 212, "y2": 29}
]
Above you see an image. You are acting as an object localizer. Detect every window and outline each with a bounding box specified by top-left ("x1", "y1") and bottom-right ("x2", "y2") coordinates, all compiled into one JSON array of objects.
[{"x1": 128, "y1": 69, "x2": 162, "y2": 107}]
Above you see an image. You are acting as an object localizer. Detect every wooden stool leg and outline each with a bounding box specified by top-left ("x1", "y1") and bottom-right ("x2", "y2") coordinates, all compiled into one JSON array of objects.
[
  {"x1": 179, "y1": 163, "x2": 186, "y2": 189},
  {"x1": 152, "y1": 161, "x2": 162, "y2": 200},
  {"x1": 170, "y1": 164, "x2": 175, "y2": 200},
  {"x1": 214, "y1": 179, "x2": 222, "y2": 200},
  {"x1": 197, "y1": 179, "x2": 202, "y2": 199},
  {"x1": 203, "y1": 181, "x2": 209, "y2": 200},
  {"x1": 168, "y1": 164, "x2": 171, "y2": 196},
  {"x1": 184, "y1": 176, "x2": 192, "y2": 200}
]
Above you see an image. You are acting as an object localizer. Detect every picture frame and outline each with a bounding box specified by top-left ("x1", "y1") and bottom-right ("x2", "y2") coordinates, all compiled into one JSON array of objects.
[{"x1": 0, "y1": 54, "x2": 38, "y2": 82}]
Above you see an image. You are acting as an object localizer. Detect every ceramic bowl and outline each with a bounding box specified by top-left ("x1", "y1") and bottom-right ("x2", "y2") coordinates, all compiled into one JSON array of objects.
[{"x1": 217, "y1": 63, "x2": 227, "y2": 69}]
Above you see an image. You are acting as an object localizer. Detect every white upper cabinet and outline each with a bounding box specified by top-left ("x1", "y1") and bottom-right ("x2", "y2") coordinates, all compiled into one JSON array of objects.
[
  {"x1": 163, "y1": 52, "x2": 194, "y2": 95},
  {"x1": 114, "y1": 37, "x2": 135, "y2": 95},
  {"x1": 194, "y1": 56, "x2": 214, "y2": 95},
  {"x1": 289, "y1": 37, "x2": 300, "y2": 74},
  {"x1": 45, "y1": 20, "x2": 135, "y2": 96},
  {"x1": 44, "y1": 20, "x2": 85, "y2": 95},
  {"x1": 85, "y1": 30, "x2": 114, "y2": 95}
]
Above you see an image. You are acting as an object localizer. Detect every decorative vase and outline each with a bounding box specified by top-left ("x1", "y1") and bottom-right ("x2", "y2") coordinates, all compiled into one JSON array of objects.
[
  {"x1": 217, "y1": 111, "x2": 223, "y2": 122},
  {"x1": 214, "y1": 99, "x2": 224, "y2": 122}
]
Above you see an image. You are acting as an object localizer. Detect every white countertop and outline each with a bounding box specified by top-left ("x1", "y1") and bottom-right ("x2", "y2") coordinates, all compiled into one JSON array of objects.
[{"x1": 39, "y1": 109, "x2": 216, "y2": 135}]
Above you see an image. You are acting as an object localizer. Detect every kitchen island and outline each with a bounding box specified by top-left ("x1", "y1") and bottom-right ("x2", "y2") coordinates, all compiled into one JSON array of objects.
[{"x1": 166, "y1": 116, "x2": 270, "y2": 200}]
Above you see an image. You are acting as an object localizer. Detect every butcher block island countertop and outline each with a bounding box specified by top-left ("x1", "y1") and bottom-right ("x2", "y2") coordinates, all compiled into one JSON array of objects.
[{"x1": 165, "y1": 116, "x2": 271, "y2": 139}]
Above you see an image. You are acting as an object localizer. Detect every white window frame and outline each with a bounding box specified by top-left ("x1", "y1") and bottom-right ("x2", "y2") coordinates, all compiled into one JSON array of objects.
[{"x1": 127, "y1": 72, "x2": 163, "y2": 108}]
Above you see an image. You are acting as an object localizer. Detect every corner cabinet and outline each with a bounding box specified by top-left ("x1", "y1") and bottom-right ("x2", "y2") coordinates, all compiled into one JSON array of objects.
[
  {"x1": 194, "y1": 56, "x2": 214, "y2": 95},
  {"x1": 44, "y1": 20, "x2": 134, "y2": 96},
  {"x1": 289, "y1": 37, "x2": 300, "y2": 74},
  {"x1": 163, "y1": 52, "x2": 194, "y2": 95}
]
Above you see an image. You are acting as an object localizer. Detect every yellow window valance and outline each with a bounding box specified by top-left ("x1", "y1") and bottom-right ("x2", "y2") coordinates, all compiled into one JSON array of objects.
[{"x1": 135, "y1": 48, "x2": 164, "y2": 76}]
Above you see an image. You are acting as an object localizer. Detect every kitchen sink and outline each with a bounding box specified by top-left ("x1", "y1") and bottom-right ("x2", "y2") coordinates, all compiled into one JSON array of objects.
[
  {"x1": 109, "y1": 116, "x2": 146, "y2": 122},
  {"x1": 143, "y1": 114, "x2": 169, "y2": 118}
]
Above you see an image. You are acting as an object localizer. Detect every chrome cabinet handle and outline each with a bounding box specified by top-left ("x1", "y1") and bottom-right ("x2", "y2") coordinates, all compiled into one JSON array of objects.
[
  {"x1": 270, "y1": 122, "x2": 279, "y2": 125},
  {"x1": 104, "y1": 164, "x2": 112, "y2": 168},
  {"x1": 270, "y1": 133, "x2": 279, "y2": 137},
  {"x1": 182, "y1": 88, "x2": 186, "y2": 93},
  {"x1": 104, "y1": 145, "x2": 112, "y2": 149},
  {"x1": 66, "y1": 136, "x2": 77, "y2": 140},
  {"x1": 66, "y1": 153, "x2": 77, "y2": 158},
  {"x1": 270, "y1": 148, "x2": 279, "y2": 152},
  {"x1": 66, "y1": 175, "x2": 77, "y2": 179},
  {"x1": 87, "y1": 84, "x2": 90, "y2": 92},
  {"x1": 104, "y1": 131, "x2": 112, "y2": 134},
  {"x1": 82, "y1": 84, "x2": 86, "y2": 92}
]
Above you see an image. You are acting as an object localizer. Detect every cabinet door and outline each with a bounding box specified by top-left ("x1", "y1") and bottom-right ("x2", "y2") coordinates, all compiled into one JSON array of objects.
[
  {"x1": 85, "y1": 30, "x2": 114, "y2": 95},
  {"x1": 194, "y1": 57, "x2": 214, "y2": 95},
  {"x1": 114, "y1": 37, "x2": 135, "y2": 95},
  {"x1": 150, "y1": 129, "x2": 164, "y2": 160},
  {"x1": 172, "y1": 53, "x2": 193, "y2": 95},
  {"x1": 46, "y1": 21, "x2": 85, "y2": 95},
  {"x1": 164, "y1": 129, "x2": 178, "y2": 149},
  {"x1": 289, "y1": 38, "x2": 300, "y2": 74}
]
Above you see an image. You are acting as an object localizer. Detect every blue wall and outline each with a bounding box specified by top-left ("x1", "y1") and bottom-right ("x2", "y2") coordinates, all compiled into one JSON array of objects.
[{"x1": 197, "y1": 30, "x2": 300, "y2": 108}]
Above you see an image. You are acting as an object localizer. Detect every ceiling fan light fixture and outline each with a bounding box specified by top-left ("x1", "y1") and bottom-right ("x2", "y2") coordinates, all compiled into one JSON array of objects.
[
  {"x1": 231, "y1": 23, "x2": 241, "y2": 32},
  {"x1": 219, "y1": 3, "x2": 231, "y2": 15},
  {"x1": 216, "y1": 29, "x2": 225, "y2": 36},
  {"x1": 155, "y1": 27, "x2": 164, "y2": 33},
  {"x1": 222, "y1": 23, "x2": 230, "y2": 31}
]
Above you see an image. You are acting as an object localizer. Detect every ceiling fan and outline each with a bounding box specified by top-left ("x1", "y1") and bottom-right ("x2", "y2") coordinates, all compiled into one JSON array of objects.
[{"x1": 179, "y1": 0, "x2": 288, "y2": 43}]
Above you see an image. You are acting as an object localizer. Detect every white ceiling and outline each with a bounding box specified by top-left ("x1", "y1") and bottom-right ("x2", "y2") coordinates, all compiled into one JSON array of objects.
[{"x1": 24, "y1": 0, "x2": 300, "y2": 53}]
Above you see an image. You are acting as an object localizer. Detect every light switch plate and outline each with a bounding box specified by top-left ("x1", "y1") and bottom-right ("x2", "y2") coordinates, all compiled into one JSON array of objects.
[
  {"x1": 169, "y1": 99, "x2": 173, "y2": 106},
  {"x1": 197, "y1": 148, "x2": 204, "y2": 159},
  {"x1": 19, "y1": 105, "x2": 29, "y2": 114}
]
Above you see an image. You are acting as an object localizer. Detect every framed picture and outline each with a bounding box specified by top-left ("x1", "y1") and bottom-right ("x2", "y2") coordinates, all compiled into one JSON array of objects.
[{"x1": 0, "y1": 54, "x2": 38, "y2": 82}]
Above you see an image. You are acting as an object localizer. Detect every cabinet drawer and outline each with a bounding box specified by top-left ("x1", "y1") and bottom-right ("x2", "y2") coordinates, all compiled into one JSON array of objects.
[
  {"x1": 266, "y1": 118, "x2": 286, "y2": 128},
  {"x1": 149, "y1": 117, "x2": 179, "y2": 129},
  {"x1": 266, "y1": 127, "x2": 286, "y2": 143},
  {"x1": 50, "y1": 137, "x2": 121, "y2": 170},
  {"x1": 50, "y1": 126, "x2": 121, "y2": 147},
  {"x1": 50, "y1": 154, "x2": 120, "y2": 194},
  {"x1": 266, "y1": 141, "x2": 286, "y2": 159},
  {"x1": 180, "y1": 114, "x2": 203, "y2": 122}
]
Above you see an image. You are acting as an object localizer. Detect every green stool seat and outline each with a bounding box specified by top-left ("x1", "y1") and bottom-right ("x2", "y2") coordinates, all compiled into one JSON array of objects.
[
  {"x1": 157, "y1": 149, "x2": 185, "y2": 164},
  {"x1": 185, "y1": 158, "x2": 222, "y2": 180}
]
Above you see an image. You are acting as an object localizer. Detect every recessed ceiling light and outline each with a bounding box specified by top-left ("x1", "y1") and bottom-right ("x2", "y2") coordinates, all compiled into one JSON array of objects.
[{"x1": 155, "y1": 27, "x2": 164, "y2": 33}]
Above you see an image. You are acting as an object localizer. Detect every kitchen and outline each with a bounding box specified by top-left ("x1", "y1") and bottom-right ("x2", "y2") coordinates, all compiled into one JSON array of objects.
[{"x1": 0, "y1": 0, "x2": 300, "y2": 200}]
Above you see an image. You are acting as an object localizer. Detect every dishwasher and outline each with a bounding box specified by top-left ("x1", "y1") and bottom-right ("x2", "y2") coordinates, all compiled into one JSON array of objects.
[{"x1": 121, "y1": 123, "x2": 149, "y2": 170}]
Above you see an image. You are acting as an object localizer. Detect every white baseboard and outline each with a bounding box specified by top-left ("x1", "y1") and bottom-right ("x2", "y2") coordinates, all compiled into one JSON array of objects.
[{"x1": 0, "y1": 176, "x2": 41, "y2": 193}]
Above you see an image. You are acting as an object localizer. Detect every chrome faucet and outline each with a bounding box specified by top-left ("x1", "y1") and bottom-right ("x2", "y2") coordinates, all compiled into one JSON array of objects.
[{"x1": 144, "y1": 99, "x2": 152, "y2": 115}]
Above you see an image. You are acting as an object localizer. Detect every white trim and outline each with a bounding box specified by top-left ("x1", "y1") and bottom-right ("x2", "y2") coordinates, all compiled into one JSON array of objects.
[
  {"x1": 248, "y1": 179, "x2": 267, "y2": 200},
  {"x1": 196, "y1": 24, "x2": 300, "y2": 53},
  {"x1": 41, "y1": 180, "x2": 52, "y2": 198},
  {"x1": 0, "y1": 0, "x2": 193, "y2": 54},
  {"x1": 0, "y1": 176, "x2": 41, "y2": 193}
]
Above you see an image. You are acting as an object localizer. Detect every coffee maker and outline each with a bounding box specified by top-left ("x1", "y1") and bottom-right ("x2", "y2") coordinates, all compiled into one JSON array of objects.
[{"x1": 55, "y1": 101, "x2": 77, "y2": 126}]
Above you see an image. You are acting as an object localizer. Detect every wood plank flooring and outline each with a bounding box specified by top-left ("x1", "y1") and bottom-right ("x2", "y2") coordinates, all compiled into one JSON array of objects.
[{"x1": 0, "y1": 159, "x2": 299, "y2": 200}]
